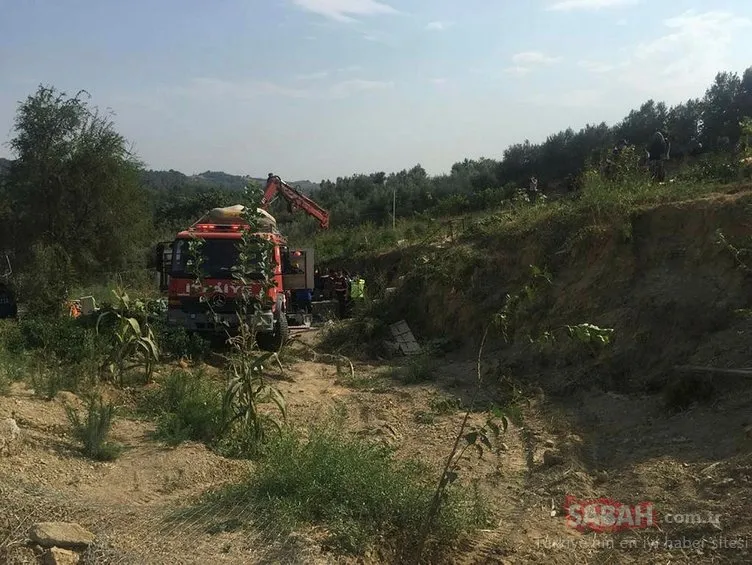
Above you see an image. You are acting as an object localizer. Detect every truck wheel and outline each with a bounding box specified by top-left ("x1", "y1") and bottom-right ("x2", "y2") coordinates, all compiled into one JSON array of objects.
[{"x1": 256, "y1": 312, "x2": 289, "y2": 352}]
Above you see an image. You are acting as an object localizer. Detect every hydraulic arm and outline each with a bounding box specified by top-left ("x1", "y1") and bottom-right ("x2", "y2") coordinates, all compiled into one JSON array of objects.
[{"x1": 261, "y1": 173, "x2": 330, "y2": 229}]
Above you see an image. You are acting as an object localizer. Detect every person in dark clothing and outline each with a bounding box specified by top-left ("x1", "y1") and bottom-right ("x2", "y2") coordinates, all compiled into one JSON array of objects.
[
  {"x1": 295, "y1": 288, "x2": 313, "y2": 314},
  {"x1": 333, "y1": 270, "x2": 348, "y2": 318},
  {"x1": 647, "y1": 130, "x2": 669, "y2": 182}
]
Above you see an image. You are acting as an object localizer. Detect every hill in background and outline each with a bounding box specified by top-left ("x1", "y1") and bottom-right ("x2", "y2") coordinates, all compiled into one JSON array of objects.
[
  {"x1": 141, "y1": 169, "x2": 319, "y2": 193},
  {"x1": 0, "y1": 157, "x2": 319, "y2": 194}
]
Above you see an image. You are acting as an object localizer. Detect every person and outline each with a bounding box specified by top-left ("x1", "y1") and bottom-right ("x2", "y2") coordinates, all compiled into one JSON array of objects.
[
  {"x1": 324, "y1": 269, "x2": 336, "y2": 300},
  {"x1": 647, "y1": 130, "x2": 669, "y2": 182},
  {"x1": 333, "y1": 270, "x2": 348, "y2": 318},
  {"x1": 350, "y1": 273, "x2": 365, "y2": 302},
  {"x1": 528, "y1": 176, "x2": 538, "y2": 200},
  {"x1": 294, "y1": 287, "x2": 313, "y2": 314}
]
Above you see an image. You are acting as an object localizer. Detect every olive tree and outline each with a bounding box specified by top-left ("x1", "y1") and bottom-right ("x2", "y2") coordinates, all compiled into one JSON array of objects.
[{"x1": 3, "y1": 85, "x2": 151, "y2": 311}]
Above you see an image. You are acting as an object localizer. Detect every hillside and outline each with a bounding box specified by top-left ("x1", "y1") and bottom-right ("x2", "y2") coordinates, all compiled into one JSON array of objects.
[{"x1": 0, "y1": 158, "x2": 319, "y2": 194}]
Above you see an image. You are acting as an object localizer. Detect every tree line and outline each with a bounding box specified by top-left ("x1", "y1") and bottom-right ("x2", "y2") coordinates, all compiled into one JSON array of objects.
[{"x1": 0, "y1": 65, "x2": 750, "y2": 309}]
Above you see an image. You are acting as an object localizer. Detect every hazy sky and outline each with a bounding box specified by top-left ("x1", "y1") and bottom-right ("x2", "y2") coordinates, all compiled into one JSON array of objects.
[{"x1": 1, "y1": 0, "x2": 751, "y2": 181}]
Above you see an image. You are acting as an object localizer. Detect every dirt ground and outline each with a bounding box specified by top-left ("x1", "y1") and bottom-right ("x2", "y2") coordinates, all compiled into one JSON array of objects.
[{"x1": 1, "y1": 325, "x2": 751, "y2": 564}]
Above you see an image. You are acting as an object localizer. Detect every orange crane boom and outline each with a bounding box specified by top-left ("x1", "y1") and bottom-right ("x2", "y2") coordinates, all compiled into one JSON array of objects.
[{"x1": 261, "y1": 173, "x2": 330, "y2": 229}]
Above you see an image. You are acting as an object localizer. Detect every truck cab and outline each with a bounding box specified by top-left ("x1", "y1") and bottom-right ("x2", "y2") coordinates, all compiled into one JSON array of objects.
[{"x1": 156, "y1": 206, "x2": 315, "y2": 351}]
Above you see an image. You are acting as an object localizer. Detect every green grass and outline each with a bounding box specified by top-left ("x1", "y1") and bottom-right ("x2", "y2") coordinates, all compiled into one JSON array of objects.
[
  {"x1": 139, "y1": 368, "x2": 224, "y2": 445},
  {"x1": 180, "y1": 422, "x2": 490, "y2": 560}
]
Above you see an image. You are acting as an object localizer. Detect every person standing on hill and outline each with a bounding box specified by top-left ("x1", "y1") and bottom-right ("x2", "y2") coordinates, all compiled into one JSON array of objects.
[{"x1": 647, "y1": 130, "x2": 669, "y2": 182}]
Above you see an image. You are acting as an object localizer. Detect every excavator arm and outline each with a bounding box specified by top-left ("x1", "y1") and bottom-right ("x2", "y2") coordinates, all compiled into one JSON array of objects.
[{"x1": 261, "y1": 173, "x2": 330, "y2": 229}]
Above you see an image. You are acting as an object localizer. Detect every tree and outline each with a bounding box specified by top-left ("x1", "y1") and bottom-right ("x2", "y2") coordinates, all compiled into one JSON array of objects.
[
  {"x1": 4, "y1": 85, "x2": 150, "y2": 301},
  {"x1": 700, "y1": 71, "x2": 742, "y2": 150}
]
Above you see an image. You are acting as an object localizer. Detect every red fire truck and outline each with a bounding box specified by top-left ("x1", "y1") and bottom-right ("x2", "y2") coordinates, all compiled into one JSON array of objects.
[{"x1": 156, "y1": 174, "x2": 329, "y2": 351}]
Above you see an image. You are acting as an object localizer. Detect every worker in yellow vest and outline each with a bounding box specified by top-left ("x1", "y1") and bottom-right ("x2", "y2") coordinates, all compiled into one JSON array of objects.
[{"x1": 350, "y1": 273, "x2": 365, "y2": 301}]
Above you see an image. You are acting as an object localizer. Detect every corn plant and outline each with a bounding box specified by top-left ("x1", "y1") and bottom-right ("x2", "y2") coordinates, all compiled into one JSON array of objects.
[
  {"x1": 186, "y1": 182, "x2": 287, "y2": 454},
  {"x1": 96, "y1": 289, "x2": 160, "y2": 385},
  {"x1": 221, "y1": 183, "x2": 287, "y2": 450}
]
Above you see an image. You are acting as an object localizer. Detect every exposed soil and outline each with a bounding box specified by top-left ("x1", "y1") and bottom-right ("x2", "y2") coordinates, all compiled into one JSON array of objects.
[{"x1": 2, "y1": 338, "x2": 752, "y2": 564}]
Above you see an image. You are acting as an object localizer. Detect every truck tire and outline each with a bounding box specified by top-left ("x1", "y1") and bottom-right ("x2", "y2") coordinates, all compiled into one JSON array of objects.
[{"x1": 256, "y1": 311, "x2": 289, "y2": 352}]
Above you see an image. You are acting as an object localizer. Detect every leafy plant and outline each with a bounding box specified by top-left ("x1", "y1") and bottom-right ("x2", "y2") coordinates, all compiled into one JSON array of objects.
[
  {"x1": 96, "y1": 289, "x2": 160, "y2": 385},
  {"x1": 148, "y1": 369, "x2": 224, "y2": 445},
  {"x1": 186, "y1": 181, "x2": 288, "y2": 456},
  {"x1": 411, "y1": 325, "x2": 505, "y2": 564}
]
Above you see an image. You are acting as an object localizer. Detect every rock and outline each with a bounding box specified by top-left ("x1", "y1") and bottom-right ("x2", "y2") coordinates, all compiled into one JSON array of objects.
[
  {"x1": 544, "y1": 439, "x2": 555, "y2": 448},
  {"x1": 29, "y1": 522, "x2": 94, "y2": 549},
  {"x1": 542, "y1": 450, "x2": 564, "y2": 468},
  {"x1": 44, "y1": 547, "x2": 80, "y2": 565}
]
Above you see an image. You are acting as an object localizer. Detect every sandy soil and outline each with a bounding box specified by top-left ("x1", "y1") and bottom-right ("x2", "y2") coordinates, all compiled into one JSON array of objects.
[{"x1": 1, "y1": 331, "x2": 751, "y2": 564}]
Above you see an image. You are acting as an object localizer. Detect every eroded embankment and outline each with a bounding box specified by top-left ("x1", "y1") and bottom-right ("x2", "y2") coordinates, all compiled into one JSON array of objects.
[{"x1": 348, "y1": 190, "x2": 752, "y2": 396}]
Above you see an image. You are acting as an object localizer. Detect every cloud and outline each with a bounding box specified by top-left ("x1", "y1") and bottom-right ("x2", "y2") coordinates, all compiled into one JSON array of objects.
[
  {"x1": 296, "y1": 71, "x2": 330, "y2": 80},
  {"x1": 171, "y1": 78, "x2": 310, "y2": 101},
  {"x1": 530, "y1": 88, "x2": 606, "y2": 108},
  {"x1": 613, "y1": 10, "x2": 752, "y2": 100},
  {"x1": 505, "y1": 51, "x2": 561, "y2": 74},
  {"x1": 504, "y1": 66, "x2": 532, "y2": 76},
  {"x1": 578, "y1": 60, "x2": 617, "y2": 73},
  {"x1": 546, "y1": 0, "x2": 639, "y2": 11},
  {"x1": 512, "y1": 51, "x2": 561, "y2": 65},
  {"x1": 291, "y1": 0, "x2": 398, "y2": 22},
  {"x1": 166, "y1": 76, "x2": 392, "y2": 102},
  {"x1": 328, "y1": 79, "x2": 393, "y2": 99},
  {"x1": 426, "y1": 21, "x2": 452, "y2": 31}
]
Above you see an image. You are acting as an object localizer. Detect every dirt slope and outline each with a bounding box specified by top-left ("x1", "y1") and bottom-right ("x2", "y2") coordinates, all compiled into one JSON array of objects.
[{"x1": 2, "y1": 347, "x2": 752, "y2": 564}]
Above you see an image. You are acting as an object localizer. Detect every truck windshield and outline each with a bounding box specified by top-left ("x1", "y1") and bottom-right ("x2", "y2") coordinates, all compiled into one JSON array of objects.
[{"x1": 170, "y1": 239, "x2": 264, "y2": 279}]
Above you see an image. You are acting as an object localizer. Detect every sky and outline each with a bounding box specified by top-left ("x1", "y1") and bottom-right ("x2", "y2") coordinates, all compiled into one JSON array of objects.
[{"x1": 1, "y1": 0, "x2": 751, "y2": 181}]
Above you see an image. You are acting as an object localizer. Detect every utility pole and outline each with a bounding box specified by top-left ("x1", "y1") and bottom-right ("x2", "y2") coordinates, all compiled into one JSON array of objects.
[{"x1": 392, "y1": 183, "x2": 396, "y2": 231}]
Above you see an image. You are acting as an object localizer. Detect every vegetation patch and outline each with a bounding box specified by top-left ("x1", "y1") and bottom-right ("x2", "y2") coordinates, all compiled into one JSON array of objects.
[{"x1": 183, "y1": 423, "x2": 490, "y2": 560}]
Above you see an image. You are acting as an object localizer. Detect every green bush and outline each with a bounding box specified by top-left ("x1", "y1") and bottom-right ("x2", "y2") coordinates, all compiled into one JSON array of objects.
[
  {"x1": 154, "y1": 323, "x2": 211, "y2": 360},
  {"x1": 15, "y1": 316, "x2": 104, "y2": 364}
]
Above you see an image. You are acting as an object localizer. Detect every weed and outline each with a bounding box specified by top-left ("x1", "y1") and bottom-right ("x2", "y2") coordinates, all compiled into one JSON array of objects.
[
  {"x1": 146, "y1": 369, "x2": 224, "y2": 445},
  {"x1": 429, "y1": 395, "x2": 462, "y2": 415},
  {"x1": 156, "y1": 324, "x2": 211, "y2": 361},
  {"x1": 319, "y1": 317, "x2": 390, "y2": 358},
  {"x1": 193, "y1": 424, "x2": 489, "y2": 559},
  {"x1": 65, "y1": 393, "x2": 122, "y2": 461},
  {"x1": 391, "y1": 354, "x2": 439, "y2": 385},
  {"x1": 414, "y1": 411, "x2": 435, "y2": 425},
  {"x1": 97, "y1": 289, "x2": 160, "y2": 385}
]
